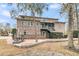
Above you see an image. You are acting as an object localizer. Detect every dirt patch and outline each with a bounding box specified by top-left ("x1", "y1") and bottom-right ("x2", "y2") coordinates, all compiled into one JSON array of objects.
[{"x1": 0, "y1": 40, "x2": 79, "y2": 56}]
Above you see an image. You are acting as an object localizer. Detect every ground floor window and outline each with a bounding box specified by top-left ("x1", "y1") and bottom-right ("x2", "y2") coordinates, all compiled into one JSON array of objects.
[{"x1": 24, "y1": 32, "x2": 26, "y2": 35}]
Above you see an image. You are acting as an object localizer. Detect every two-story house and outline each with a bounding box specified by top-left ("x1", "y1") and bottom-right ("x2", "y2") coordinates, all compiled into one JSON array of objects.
[{"x1": 16, "y1": 15, "x2": 65, "y2": 39}]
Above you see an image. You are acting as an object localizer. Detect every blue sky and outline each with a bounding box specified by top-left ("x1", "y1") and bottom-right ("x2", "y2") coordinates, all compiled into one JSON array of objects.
[{"x1": 0, "y1": 3, "x2": 66, "y2": 28}]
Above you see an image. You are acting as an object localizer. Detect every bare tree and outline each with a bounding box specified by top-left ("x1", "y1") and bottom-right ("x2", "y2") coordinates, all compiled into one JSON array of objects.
[{"x1": 61, "y1": 3, "x2": 75, "y2": 48}]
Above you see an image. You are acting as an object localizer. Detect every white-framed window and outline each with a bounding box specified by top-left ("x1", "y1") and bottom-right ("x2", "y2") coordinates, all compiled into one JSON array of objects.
[
  {"x1": 27, "y1": 21, "x2": 31, "y2": 26},
  {"x1": 28, "y1": 21, "x2": 33, "y2": 26},
  {"x1": 30, "y1": 21, "x2": 33, "y2": 26}
]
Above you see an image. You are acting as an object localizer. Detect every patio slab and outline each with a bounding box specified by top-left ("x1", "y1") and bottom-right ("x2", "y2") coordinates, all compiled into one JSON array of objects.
[{"x1": 13, "y1": 38, "x2": 78, "y2": 48}]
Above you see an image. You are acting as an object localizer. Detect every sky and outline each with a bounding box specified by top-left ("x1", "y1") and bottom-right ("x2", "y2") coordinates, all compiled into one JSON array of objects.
[{"x1": 0, "y1": 3, "x2": 66, "y2": 28}]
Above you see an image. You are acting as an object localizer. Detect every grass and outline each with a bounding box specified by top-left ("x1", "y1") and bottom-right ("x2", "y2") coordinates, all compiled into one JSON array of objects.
[
  {"x1": 0, "y1": 39, "x2": 79, "y2": 56},
  {"x1": 0, "y1": 40, "x2": 28, "y2": 55}
]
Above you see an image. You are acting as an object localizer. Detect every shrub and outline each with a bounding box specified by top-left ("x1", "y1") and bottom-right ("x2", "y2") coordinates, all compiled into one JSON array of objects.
[
  {"x1": 11, "y1": 28, "x2": 16, "y2": 35},
  {"x1": 63, "y1": 31, "x2": 79, "y2": 38},
  {"x1": 49, "y1": 32, "x2": 63, "y2": 38},
  {"x1": 73, "y1": 30, "x2": 79, "y2": 38},
  {"x1": 63, "y1": 35, "x2": 68, "y2": 38},
  {"x1": 11, "y1": 28, "x2": 17, "y2": 39}
]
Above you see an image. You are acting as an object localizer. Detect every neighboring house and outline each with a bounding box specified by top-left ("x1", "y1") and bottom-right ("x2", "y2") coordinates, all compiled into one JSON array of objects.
[{"x1": 16, "y1": 15, "x2": 65, "y2": 39}]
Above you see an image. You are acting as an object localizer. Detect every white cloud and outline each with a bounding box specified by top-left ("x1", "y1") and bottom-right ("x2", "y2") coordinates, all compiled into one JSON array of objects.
[
  {"x1": 49, "y1": 4, "x2": 61, "y2": 9},
  {"x1": 2, "y1": 10, "x2": 10, "y2": 17},
  {"x1": 0, "y1": 4, "x2": 10, "y2": 17},
  {"x1": 0, "y1": 4, "x2": 6, "y2": 11},
  {"x1": 0, "y1": 6, "x2": 3, "y2": 11},
  {"x1": 0, "y1": 4, "x2": 7, "y2": 8},
  {"x1": 0, "y1": 19, "x2": 7, "y2": 23}
]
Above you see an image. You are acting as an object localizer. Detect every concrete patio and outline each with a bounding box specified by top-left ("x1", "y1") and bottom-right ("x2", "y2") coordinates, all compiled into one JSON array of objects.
[{"x1": 13, "y1": 38, "x2": 78, "y2": 48}]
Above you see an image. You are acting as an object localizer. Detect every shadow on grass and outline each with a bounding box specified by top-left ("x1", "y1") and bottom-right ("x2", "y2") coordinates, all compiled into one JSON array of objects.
[{"x1": 63, "y1": 45, "x2": 79, "y2": 56}]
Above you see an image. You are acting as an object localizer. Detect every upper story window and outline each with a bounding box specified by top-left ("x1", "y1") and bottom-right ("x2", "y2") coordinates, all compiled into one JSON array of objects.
[
  {"x1": 28, "y1": 21, "x2": 33, "y2": 26},
  {"x1": 42, "y1": 23, "x2": 45, "y2": 28},
  {"x1": 48, "y1": 23, "x2": 54, "y2": 27},
  {"x1": 21, "y1": 21, "x2": 23, "y2": 25},
  {"x1": 37, "y1": 22, "x2": 39, "y2": 26},
  {"x1": 30, "y1": 21, "x2": 33, "y2": 26},
  {"x1": 28, "y1": 21, "x2": 30, "y2": 26},
  {"x1": 21, "y1": 21, "x2": 33, "y2": 27},
  {"x1": 52, "y1": 23, "x2": 54, "y2": 27}
]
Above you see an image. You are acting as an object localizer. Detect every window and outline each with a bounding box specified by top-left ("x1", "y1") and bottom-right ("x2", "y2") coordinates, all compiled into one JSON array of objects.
[
  {"x1": 31, "y1": 21, "x2": 33, "y2": 26},
  {"x1": 28, "y1": 21, "x2": 30, "y2": 26},
  {"x1": 48, "y1": 23, "x2": 54, "y2": 27},
  {"x1": 28, "y1": 21, "x2": 33, "y2": 26},
  {"x1": 23, "y1": 21, "x2": 26, "y2": 26},
  {"x1": 24, "y1": 32, "x2": 26, "y2": 35},
  {"x1": 42, "y1": 23, "x2": 45, "y2": 28},
  {"x1": 52, "y1": 23, "x2": 54, "y2": 27},
  {"x1": 48, "y1": 23, "x2": 51, "y2": 27}
]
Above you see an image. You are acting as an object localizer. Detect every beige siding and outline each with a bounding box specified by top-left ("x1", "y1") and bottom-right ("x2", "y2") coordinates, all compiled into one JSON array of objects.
[{"x1": 54, "y1": 23, "x2": 65, "y2": 33}]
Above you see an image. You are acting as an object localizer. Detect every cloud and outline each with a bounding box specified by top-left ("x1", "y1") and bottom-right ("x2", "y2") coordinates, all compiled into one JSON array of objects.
[
  {"x1": 0, "y1": 6, "x2": 3, "y2": 11},
  {"x1": 0, "y1": 4, "x2": 6, "y2": 10},
  {"x1": 0, "y1": 4, "x2": 7, "y2": 8},
  {"x1": 0, "y1": 4, "x2": 10, "y2": 17},
  {"x1": 49, "y1": 3, "x2": 61, "y2": 9},
  {"x1": 0, "y1": 4, "x2": 15, "y2": 27},
  {"x1": 2, "y1": 10, "x2": 10, "y2": 17},
  {"x1": 0, "y1": 19, "x2": 7, "y2": 23}
]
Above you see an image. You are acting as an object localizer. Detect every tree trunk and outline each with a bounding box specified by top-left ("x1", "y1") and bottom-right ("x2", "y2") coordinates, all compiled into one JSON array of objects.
[
  {"x1": 68, "y1": 30, "x2": 74, "y2": 48},
  {"x1": 75, "y1": 4, "x2": 79, "y2": 45},
  {"x1": 68, "y1": 4, "x2": 74, "y2": 49},
  {"x1": 78, "y1": 33, "x2": 79, "y2": 44}
]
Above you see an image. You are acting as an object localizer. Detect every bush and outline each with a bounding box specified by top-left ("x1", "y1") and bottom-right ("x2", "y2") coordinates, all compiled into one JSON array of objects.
[
  {"x1": 63, "y1": 31, "x2": 79, "y2": 38},
  {"x1": 73, "y1": 30, "x2": 79, "y2": 38},
  {"x1": 11, "y1": 28, "x2": 16, "y2": 35},
  {"x1": 49, "y1": 32, "x2": 63, "y2": 38},
  {"x1": 63, "y1": 35, "x2": 68, "y2": 38}
]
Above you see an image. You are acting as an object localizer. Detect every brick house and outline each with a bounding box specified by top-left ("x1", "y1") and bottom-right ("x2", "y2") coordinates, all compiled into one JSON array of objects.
[{"x1": 16, "y1": 15, "x2": 65, "y2": 39}]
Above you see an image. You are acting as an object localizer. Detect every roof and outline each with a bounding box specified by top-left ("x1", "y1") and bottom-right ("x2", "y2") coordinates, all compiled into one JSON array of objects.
[
  {"x1": 16, "y1": 15, "x2": 65, "y2": 24},
  {"x1": 16, "y1": 15, "x2": 40, "y2": 22},
  {"x1": 55, "y1": 22, "x2": 65, "y2": 24},
  {"x1": 16, "y1": 15, "x2": 58, "y2": 20}
]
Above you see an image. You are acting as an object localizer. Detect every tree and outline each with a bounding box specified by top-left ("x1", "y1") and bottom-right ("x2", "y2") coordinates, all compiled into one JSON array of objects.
[
  {"x1": 5, "y1": 23, "x2": 11, "y2": 35},
  {"x1": 0, "y1": 23, "x2": 12, "y2": 36},
  {"x1": 0, "y1": 23, "x2": 3, "y2": 36},
  {"x1": 61, "y1": 3, "x2": 75, "y2": 48},
  {"x1": 75, "y1": 4, "x2": 79, "y2": 45},
  {"x1": 9, "y1": 3, "x2": 48, "y2": 42},
  {"x1": 11, "y1": 28, "x2": 16, "y2": 39}
]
